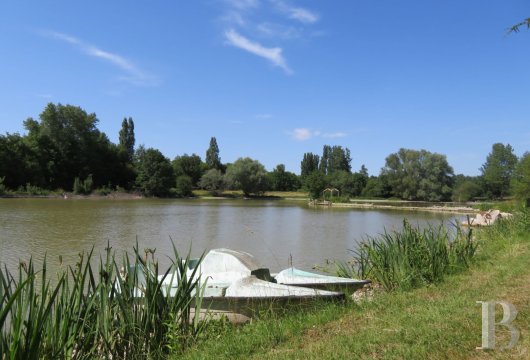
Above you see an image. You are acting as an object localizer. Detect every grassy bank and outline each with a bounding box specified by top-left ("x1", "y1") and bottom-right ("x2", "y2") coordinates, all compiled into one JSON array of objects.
[{"x1": 179, "y1": 210, "x2": 530, "y2": 359}]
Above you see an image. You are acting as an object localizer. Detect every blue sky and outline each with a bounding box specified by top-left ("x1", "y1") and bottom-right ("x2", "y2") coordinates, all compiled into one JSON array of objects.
[{"x1": 1, "y1": 1, "x2": 529, "y2": 176}]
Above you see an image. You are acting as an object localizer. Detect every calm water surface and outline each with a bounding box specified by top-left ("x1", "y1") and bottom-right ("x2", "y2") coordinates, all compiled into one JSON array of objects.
[{"x1": 0, "y1": 198, "x2": 462, "y2": 273}]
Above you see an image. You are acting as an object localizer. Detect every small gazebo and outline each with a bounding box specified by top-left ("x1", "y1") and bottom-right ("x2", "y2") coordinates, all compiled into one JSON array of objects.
[{"x1": 322, "y1": 188, "x2": 340, "y2": 202}]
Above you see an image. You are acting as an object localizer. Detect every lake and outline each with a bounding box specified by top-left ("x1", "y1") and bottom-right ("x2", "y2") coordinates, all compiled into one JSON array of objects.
[{"x1": 0, "y1": 198, "x2": 463, "y2": 274}]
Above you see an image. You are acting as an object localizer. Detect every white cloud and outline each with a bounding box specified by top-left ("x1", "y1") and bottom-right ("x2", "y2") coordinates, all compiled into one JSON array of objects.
[
  {"x1": 40, "y1": 30, "x2": 159, "y2": 87},
  {"x1": 224, "y1": 29, "x2": 291, "y2": 73},
  {"x1": 255, "y1": 113, "x2": 273, "y2": 119},
  {"x1": 291, "y1": 128, "x2": 314, "y2": 141},
  {"x1": 256, "y1": 22, "x2": 301, "y2": 40},
  {"x1": 322, "y1": 132, "x2": 348, "y2": 139},
  {"x1": 222, "y1": 11, "x2": 247, "y2": 27},
  {"x1": 271, "y1": 0, "x2": 319, "y2": 24},
  {"x1": 288, "y1": 7, "x2": 319, "y2": 24},
  {"x1": 290, "y1": 128, "x2": 347, "y2": 141}
]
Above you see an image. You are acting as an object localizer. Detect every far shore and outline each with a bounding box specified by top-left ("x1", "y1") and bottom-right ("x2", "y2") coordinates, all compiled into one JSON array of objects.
[
  {"x1": 326, "y1": 201, "x2": 478, "y2": 214},
  {"x1": 0, "y1": 190, "x2": 483, "y2": 215}
]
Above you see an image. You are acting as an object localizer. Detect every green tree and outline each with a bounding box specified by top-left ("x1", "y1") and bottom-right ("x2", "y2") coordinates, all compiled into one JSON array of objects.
[
  {"x1": 480, "y1": 143, "x2": 518, "y2": 199},
  {"x1": 119, "y1": 117, "x2": 135, "y2": 163},
  {"x1": 304, "y1": 171, "x2": 326, "y2": 199},
  {"x1": 225, "y1": 157, "x2": 268, "y2": 196},
  {"x1": 327, "y1": 171, "x2": 349, "y2": 196},
  {"x1": 175, "y1": 175, "x2": 193, "y2": 197},
  {"x1": 0, "y1": 176, "x2": 5, "y2": 195},
  {"x1": 205, "y1": 137, "x2": 222, "y2": 170},
  {"x1": 198, "y1": 169, "x2": 226, "y2": 196},
  {"x1": 511, "y1": 152, "x2": 530, "y2": 206},
  {"x1": 319, "y1": 145, "x2": 330, "y2": 174},
  {"x1": 362, "y1": 176, "x2": 391, "y2": 198},
  {"x1": 0, "y1": 133, "x2": 39, "y2": 189},
  {"x1": 328, "y1": 145, "x2": 352, "y2": 174},
  {"x1": 300, "y1": 152, "x2": 320, "y2": 177},
  {"x1": 22, "y1": 103, "x2": 128, "y2": 190},
  {"x1": 451, "y1": 175, "x2": 484, "y2": 202},
  {"x1": 451, "y1": 180, "x2": 482, "y2": 202},
  {"x1": 319, "y1": 145, "x2": 351, "y2": 175},
  {"x1": 381, "y1": 148, "x2": 453, "y2": 201},
  {"x1": 268, "y1": 164, "x2": 300, "y2": 191},
  {"x1": 172, "y1": 154, "x2": 204, "y2": 187},
  {"x1": 135, "y1": 146, "x2": 174, "y2": 197}
]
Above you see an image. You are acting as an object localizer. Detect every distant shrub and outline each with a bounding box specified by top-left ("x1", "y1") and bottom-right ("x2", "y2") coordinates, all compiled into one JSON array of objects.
[
  {"x1": 16, "y1": 183, "x2": 49, "y2": 196},
  {"x1": 175, "y1": 175, "x2": 193, "y2": 198},
  {"x1": 95, "y1": 186, "x2": 112, "y2": 196},
  {"x1": 73, "y1": 175, "x2": 94, "y2": 195},
  {"x1": 198, "y1": 169, "x2": 226, "y2": 196}
]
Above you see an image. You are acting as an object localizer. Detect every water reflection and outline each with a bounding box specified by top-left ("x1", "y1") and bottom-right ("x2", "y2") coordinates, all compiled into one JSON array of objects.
[{"x1": 0, "y1": 199, "x2": 461, "y2": 274}]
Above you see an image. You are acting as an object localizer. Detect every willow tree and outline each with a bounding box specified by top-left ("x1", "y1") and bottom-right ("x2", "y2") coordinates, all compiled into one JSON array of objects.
[
  {"x1": 381, "y1": 148, "x2": 453, "y2": 201},
  {"x1": 225, "y1": 157, "x2": 268, "y2": 196}
]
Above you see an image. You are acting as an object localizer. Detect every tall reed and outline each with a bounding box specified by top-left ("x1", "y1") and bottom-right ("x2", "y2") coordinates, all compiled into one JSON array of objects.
[
  {"x1": 0, "y1": 243, "x2": 207, "y2": 359},
  {"x1": 340, "y1": 220, "x2": 477, "y2": 291}
]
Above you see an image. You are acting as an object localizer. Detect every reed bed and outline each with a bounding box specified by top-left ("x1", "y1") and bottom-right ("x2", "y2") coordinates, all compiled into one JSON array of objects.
[
  {"x1": 338, "y1": 220, "x2": 477, "y2": 291},
  {"x1": 0, "y1": 243, "x2": 207, "y2": 359}
]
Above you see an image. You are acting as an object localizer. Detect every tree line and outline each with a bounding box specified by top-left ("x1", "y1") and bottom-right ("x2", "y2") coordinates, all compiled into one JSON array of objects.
[{"x1": 0, "y1": 103, "x2": 529, "y2": 204}]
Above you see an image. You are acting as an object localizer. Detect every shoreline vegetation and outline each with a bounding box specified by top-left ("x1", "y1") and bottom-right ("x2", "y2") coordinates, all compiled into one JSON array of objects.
[
  {"x1": 0, "y1": 189, "x2": 483, "y2": 214},
  {"x1": 2, "y1": 206, "x2": 527, "y2": 358},
  {"x1": 0, "y1": 243, "x2": 208, "y2": 359},
  {"x1": 178, "y1": 207, "x2": 529, "y2": 360}
]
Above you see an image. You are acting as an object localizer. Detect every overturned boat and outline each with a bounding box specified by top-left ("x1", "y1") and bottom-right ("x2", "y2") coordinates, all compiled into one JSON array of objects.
[{"x1": 158, "y1": 248, "x2": 354, "y2": 317}]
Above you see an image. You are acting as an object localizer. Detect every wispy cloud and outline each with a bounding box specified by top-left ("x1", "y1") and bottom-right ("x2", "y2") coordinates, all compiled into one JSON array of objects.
[
  {"x1": 271, "y1": 0, "x2": 319, "y2": 24},
  {"x1": 218, "y1": 0, "x2": 320, "y2": 73},
  {"x1": 254, "y1": 113, "x2": 273, "y2": 119},
  {"x1": 322, "y1": 132, "x2": 347, "y2": 139},
  {"x1": 290, "y1": 128, "x2": 347, "y2": 141},
  {"x1": 225, "y1": 29, "x2": 291, "y2": 73},
  {"x1": 288, "y1": 7, "x2": 319, "y2": 24},
  {"x1": 40, "y1": 30, "x2": 159, "y2": 87},
  {"x1": 225, "y1": 0, "x2": 259, "y2": 10},
  {"x1": 256, "y1": 22, "x2": 301, "y2": 40},
  {"x1": 222, "y1": 11, "x2": 247, "y2": 27}
]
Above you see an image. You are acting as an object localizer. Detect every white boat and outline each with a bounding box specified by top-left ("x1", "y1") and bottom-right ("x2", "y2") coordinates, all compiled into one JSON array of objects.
[
  {"x1": 274, "y1": 267, "x2": 370, "y2": 291},
  {"x1": 158, "y1": 248, "x2": 347, "y2": 316}
]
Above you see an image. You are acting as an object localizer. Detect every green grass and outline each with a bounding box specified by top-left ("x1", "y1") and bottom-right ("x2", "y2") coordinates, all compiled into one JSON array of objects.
[
  {"x1": 179, "y1": 210, "x2": 530, "y2": 360},
  {"x1": 344, "y1": 220, "x2": 477, "y2": 291},
  {"x1": 471, "y1": 199, "x2": 520, "y2": 212}
]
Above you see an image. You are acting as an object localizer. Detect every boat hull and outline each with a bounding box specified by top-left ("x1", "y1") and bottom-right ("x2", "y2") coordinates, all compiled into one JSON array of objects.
[{"x1": 274, "y1": 267, "x2": 371, "y2": 292}]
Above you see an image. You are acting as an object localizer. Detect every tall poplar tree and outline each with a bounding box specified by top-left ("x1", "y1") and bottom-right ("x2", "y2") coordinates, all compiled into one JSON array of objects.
[
  {"x1": 300, "y1": 152, "x2": 320, "y2": 177},
  {"x1": 205, "y1": 137, "x2": 222, "y2": 170},
  {"x1": 119, "y1": 117, "x2": 135, "y2": 162}
]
